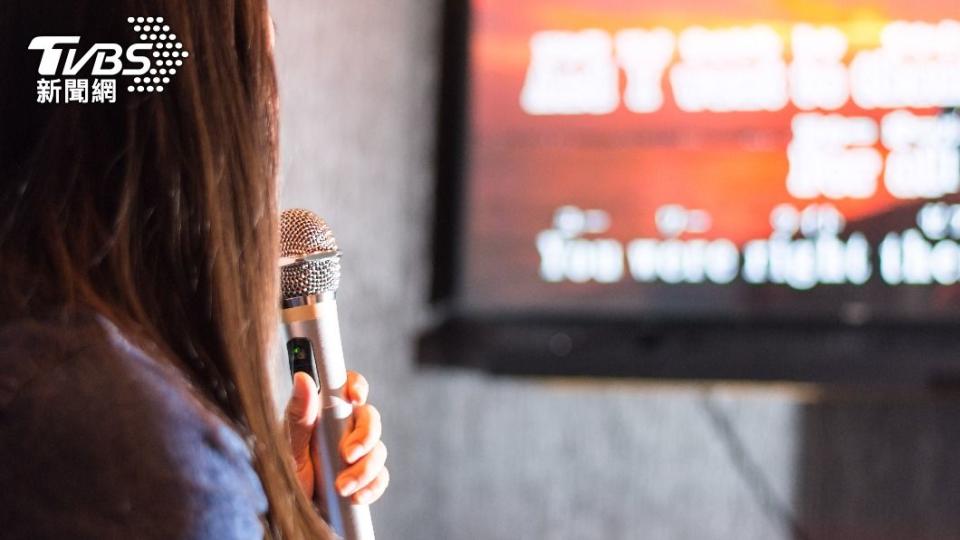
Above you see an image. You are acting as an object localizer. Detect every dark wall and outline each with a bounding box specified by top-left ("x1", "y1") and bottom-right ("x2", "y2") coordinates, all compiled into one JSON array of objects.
[{"x1": 271, "y1": 1, "x2": 960, "y2": 538}]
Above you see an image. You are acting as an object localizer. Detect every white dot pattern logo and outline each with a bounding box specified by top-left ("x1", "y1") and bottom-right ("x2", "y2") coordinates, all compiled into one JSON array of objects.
[{"x1": 127, "y1": 16, "x2": 189, "y2": 94}]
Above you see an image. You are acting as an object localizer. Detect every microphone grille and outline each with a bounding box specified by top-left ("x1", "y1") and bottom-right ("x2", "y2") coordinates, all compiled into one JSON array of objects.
[{"x1": 280, "y1": 209, "x2": 341, "y2": 298}]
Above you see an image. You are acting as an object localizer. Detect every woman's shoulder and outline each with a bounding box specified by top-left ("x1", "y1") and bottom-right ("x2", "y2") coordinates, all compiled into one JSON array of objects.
[{"x1": 0, "y1": 312, "x2": 268, "y2": 539}]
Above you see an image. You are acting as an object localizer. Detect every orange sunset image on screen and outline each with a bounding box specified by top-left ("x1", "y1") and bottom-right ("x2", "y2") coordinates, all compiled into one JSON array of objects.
[{"x1": 461, "y1": 0, "x2": 960, "y2": 317}]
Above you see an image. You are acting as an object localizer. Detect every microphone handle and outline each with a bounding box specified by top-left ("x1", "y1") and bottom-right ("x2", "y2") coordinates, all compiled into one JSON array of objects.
[{"x1": 283, "y1": 298, "x2": 376, "y2": 540}]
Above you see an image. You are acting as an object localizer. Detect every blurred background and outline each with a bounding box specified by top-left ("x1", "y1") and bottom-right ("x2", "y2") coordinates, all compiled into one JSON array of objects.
[{"x1": 271, "y1": 1, "x2": 960, "y2": 538}]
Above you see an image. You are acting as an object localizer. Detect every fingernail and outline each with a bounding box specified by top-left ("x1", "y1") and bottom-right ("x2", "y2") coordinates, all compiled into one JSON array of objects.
[
  {"x1": 338, "y1": 478, "x2": 357, "y2": 496},
  {"x1": 356, "y1": 489, "x2": 373, "y2": 505},
  {"x1": 346, "y1": 444, "x2": 363, "y2": 463}
]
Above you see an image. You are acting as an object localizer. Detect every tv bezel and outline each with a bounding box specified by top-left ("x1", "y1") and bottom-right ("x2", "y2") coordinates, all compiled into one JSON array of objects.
[{"x1": 419, "y1": 0, "x2": 960, "y2": 387}]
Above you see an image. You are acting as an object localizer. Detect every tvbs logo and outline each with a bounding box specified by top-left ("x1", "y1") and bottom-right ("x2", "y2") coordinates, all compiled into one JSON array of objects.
[
  {"x1": 29, "y1": 37, "x2": 152, "y2": 77},
  {"x1": 29, "y1": 16, "x2": 189, "y2": 104}
]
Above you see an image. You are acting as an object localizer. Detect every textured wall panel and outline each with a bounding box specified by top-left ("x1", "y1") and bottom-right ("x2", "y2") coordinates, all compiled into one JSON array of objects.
[{"x1": 269, "y1": 2, "x2": 960, "y2": 539}]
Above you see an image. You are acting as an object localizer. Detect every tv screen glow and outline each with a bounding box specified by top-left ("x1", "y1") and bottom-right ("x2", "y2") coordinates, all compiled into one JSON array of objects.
[{"x1": 460, "y1": 0, "x2": 960, "y2": 322}]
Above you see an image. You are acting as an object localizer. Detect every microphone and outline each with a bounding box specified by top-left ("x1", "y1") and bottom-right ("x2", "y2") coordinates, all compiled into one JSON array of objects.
[{"x1": 279, "y1": 208, "x2": 376, "y2": 540}]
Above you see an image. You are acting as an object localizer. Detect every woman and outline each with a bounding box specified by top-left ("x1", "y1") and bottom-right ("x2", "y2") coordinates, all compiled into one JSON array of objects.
[{"x1": 0, "y1": 1, "x2": 388, "y2": 538}]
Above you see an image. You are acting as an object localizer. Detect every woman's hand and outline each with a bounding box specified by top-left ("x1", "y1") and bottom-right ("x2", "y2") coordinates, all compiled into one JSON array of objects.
[{"x1": 285, "y1": 371, "x2": 389, "y2": 505}]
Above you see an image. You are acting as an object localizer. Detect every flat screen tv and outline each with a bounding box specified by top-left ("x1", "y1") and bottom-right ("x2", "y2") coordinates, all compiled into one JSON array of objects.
[{"x1": 421, "y1": 0, "x2": 960, "y2": 385}]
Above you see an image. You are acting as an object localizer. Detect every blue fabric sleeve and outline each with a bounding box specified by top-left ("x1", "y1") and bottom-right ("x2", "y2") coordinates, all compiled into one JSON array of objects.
[{"x1": 0, "y1": 316, "x2": 268, "y2": 539}]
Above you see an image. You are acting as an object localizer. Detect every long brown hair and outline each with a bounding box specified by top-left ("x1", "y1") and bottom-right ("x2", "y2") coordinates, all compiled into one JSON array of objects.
[{"x1": 0, "y1": 1, "x2": 332, "y2": 537}]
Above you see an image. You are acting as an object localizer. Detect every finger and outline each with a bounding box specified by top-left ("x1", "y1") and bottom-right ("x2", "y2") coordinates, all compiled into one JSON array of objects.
[
  {"x1": 352, "y1": 467, "x2": 390, "y2": 505},
  {"x1": 336, "y1": 441, "x2": 388, "y2": 497},
  {"x1": 285, "y1": 372, "x2": 319, "y2": 470},
  {"x1": 345, "y1": 371, "x2": 369, "y2": 405},
  {"x1": 340, "y1": 404, "x2": 381, "y2": 464}
]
